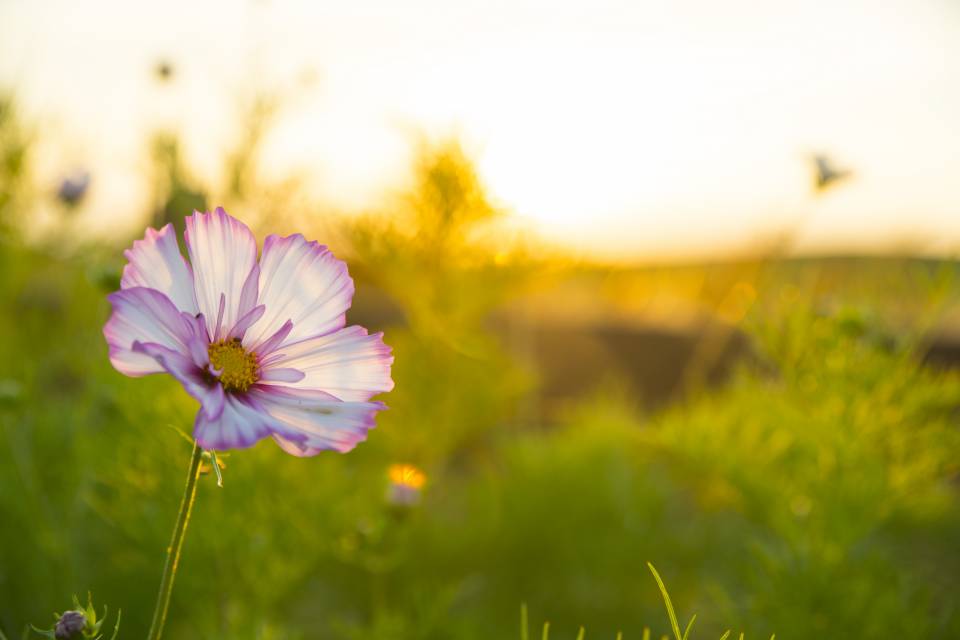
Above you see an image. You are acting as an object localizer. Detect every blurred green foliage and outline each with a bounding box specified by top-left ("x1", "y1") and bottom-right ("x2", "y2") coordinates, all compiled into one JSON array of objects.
[
  {"x1": 149, "y1": 133, "x2": 207, "y2": 238},
  {"x1": 0, "y1": 93, "x2": 958, "y2": 640},
  {"x1": 0, "y1": 94, "x2": 32, "y2": 240}
]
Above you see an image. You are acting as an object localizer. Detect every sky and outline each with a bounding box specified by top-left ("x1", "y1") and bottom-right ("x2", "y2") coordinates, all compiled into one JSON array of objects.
[{"x1": 1, "y1": 0, "x2": 959, "y2": 259}]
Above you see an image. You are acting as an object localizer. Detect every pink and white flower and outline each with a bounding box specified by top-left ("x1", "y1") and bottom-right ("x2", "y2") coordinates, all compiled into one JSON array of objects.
[{"x1": 103, "y1": 208, "x2": 394, "y2": 455}]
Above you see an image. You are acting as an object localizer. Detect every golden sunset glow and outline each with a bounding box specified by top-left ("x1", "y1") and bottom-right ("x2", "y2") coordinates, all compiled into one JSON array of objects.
[{"x1": 3, "y1": 0, "x2": 959, "y2": 259}]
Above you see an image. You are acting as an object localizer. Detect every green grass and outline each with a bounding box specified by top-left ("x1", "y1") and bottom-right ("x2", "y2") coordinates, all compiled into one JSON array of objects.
[
  {"x1": 519, "y1": 565, "x2": 775, "y2": 640},
  {"x1": 0, "y1": 136, "x2": 958, "y2": 638},
  {"x1": 3, "y1": 232, "x2": 958, "y2": 638}
]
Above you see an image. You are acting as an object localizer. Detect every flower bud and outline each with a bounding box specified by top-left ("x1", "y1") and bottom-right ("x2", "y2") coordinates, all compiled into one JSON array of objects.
[
  {"x1": 31, "y1": 594, "x2": 118, "y2": 640},
  {"x1": 56, "y1": 171, "x2": 90, "y2": 207},
  {"x1": 54, "y1": 610, "x2": 86, "y2": 639}
]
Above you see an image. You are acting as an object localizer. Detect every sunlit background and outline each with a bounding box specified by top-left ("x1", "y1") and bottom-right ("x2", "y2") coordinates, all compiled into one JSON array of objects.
[
  {"x1": 3, "y1": 0, "x2": 960, "y2": 258},
  {"x1": 2, "y1": 2, "x2": 960, "y2": 639}
]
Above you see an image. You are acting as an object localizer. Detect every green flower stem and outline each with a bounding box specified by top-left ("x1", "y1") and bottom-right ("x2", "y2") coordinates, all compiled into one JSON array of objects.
[{"x1": 147, "y1": 441, "x2": 204, "y2": 640}]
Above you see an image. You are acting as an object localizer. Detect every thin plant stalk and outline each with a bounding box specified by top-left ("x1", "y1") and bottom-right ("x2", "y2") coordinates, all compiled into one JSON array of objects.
[{"x1": 146, "y1": 441, "x2": 204, "y2": 640}]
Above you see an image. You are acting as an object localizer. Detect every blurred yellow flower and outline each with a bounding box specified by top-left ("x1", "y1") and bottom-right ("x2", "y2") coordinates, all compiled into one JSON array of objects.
[
  {"x1": 388, "y1": 463, "x2": 426, "y2": 490},
  {"x1": 387, "y1": 463, "x2": 427, "y2": 507}
]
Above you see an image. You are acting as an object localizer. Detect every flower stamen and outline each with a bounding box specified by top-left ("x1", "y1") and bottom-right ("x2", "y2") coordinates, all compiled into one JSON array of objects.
[{"x1": 208, "y1": 339, "x2": 258, "y2": 392}]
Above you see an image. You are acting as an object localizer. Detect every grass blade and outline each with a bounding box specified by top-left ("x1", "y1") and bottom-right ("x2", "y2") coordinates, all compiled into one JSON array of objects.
[
  {"x1": 109, "y1": 609, "x2": 122, "y2": 640},
  {"x1": 647, "y1": 563, "x2": 683, "y2": 640}
]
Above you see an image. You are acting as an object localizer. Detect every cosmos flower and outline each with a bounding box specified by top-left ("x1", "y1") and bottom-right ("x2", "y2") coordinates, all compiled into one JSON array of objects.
[
  {"x1": 103, "y1": 208, "x2": 394, "y2": 454},
  {"x1": 386, "y1": 463, "x2": 426, "y2": 506}
]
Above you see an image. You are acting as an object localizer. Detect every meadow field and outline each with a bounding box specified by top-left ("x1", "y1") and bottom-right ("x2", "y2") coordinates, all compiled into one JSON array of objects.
[{"x1": 1, "y1": 88, "x2": 959, "y2": 639}]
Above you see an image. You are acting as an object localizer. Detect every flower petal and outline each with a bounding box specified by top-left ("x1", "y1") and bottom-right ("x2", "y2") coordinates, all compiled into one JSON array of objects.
[
  {"x1": 181, "y1": 312, "x2": 212, "y2": 368},
  {"x1": 121, "y1": 223, "x2": 198, "y2": 314},
  {"x1": 272, "y1": 434, "x2": 326, "y2": 457},
  {"x1": 260, "y1": 326, "x2": 394, "y2": 401},
  {"x1": 184, "y1": 208, "x2": 259, "y2": 341},
  {"x1": 250, "y1": 319, "x2": 293, "y2": 357},
  {"x1": 193, "y1": 393, "x2": 277, "y2": 450},
  {"x1": 104, "y1": 287, "x2": 194, "y2": 376},
  {"x1": 259, "y1": 368, "x2": 306, "y2": 383},
  {"x1": 251, "y1": 385, "x2": 385, "y2": 455},
  {"x1": 133, "y1": 342, "x2": 224, "y2": 420},
  {"x1": 243, "y1": 234, "x2": 354, "y2": 349},
  {"x1": 227, "y1": 304, "x2": 266, "y2": 341}
]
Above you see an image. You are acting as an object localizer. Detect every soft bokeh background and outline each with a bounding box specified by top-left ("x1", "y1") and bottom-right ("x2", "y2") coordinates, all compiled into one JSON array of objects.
[{"x1": 2, "y1": 1, "x2": 960, "y2": 638}]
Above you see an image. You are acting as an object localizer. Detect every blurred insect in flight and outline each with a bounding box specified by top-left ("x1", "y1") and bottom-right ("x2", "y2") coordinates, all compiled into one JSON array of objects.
[{"x1": 810, "y1": 153, "x2": 852, "y2": 193}]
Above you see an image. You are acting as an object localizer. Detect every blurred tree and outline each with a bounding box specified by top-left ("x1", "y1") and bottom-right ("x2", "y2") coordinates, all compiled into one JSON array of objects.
[
  {"x1": 149, "y1": 133, "x2": 207, "y2": 238},
  {"x1": 341, "y1": 139, "x2": 527, "y2": 340},
  {"x1": 224, "y1": 93, "x2": 280, "y2": 203}
]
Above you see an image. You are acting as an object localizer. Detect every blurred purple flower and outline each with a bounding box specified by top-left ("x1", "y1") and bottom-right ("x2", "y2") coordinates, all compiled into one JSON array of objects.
[
  {"x1": 57, "y1": 170, "x2": 90, "y2": 207},
  {"x1": 103, "y1": 208, "x2": 394, "y2": 454}
]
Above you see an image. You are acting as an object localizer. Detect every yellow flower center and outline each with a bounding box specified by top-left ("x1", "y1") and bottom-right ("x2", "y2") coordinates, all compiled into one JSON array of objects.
[{"x1": 208, "y1": 339, "x2": 258, "y2": 392}]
